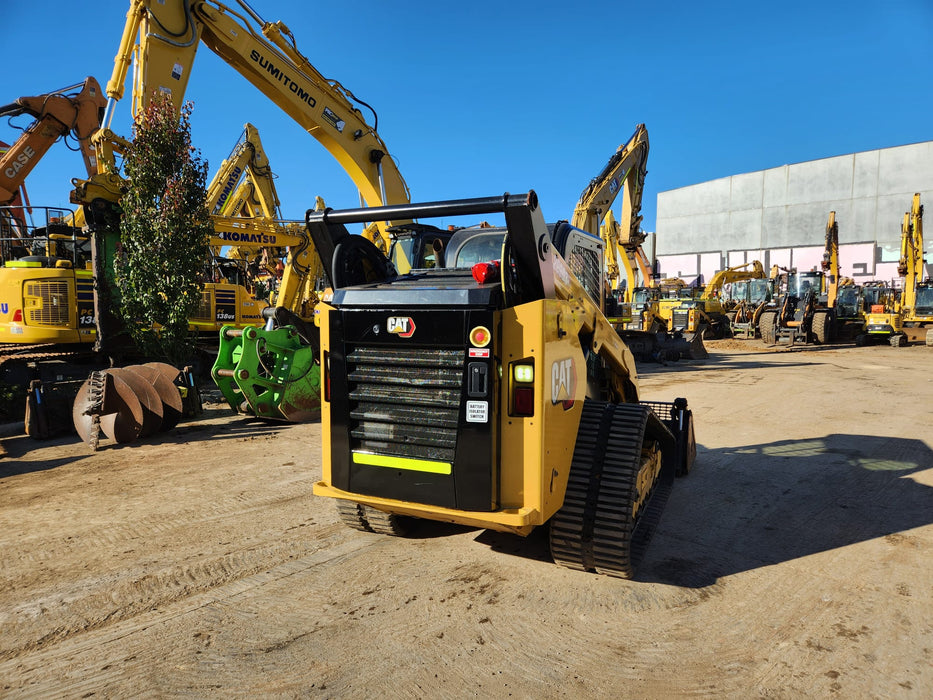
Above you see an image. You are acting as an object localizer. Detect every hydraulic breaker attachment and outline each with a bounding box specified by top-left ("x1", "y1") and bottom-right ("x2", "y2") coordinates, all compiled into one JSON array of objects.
[{"x1": 211, "y1": 324, "x2": 320, "y2": 422}]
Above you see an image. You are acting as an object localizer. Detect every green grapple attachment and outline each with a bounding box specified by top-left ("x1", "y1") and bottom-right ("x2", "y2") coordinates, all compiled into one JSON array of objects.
[{"x1": 212, "y1": 324, "x2": 321, "y2": 421}]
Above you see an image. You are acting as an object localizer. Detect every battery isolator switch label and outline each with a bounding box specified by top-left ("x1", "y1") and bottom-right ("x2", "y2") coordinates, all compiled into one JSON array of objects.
[{"x1": 466, "y1": 401, "x2": 488, "y2": 423}]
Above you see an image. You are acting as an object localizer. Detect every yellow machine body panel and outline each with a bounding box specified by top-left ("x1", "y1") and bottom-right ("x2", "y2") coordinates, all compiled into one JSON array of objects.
[
  {"x1": 313, "y1": 296, "x2": 588, "y2": 535},
  {"x1": 188, "y1": 281, "x2": 269, "y2": 333},
  {"x1": 0, "y1": 265, "x2": 96, "y2": 344}
]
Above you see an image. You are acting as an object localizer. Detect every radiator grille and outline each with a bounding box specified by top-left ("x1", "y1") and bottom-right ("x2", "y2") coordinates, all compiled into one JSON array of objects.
[
  {"x1": 24, "y1": 280, "x2": 71, "y2": 326},
  {"x1": 191, "y1": 290, "x2": 212, "y2": 321},
  {"x1": 672, "y1": 310, "x2": 689, "y2": 330},
  {"x1": 568, "y1": 244, "x2": 602, "y2": 303},
  {"x1": 346, "y1": 346, "x2": 463, "y2": 462}
]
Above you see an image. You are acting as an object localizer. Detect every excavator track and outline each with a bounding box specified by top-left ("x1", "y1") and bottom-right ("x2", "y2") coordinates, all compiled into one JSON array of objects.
[
  {"x1": 0, "y1": 345, "x2": 99, "y2": 377},
  {"x1": 549, "y1": 400, "x2": 673, "y2": 579}
]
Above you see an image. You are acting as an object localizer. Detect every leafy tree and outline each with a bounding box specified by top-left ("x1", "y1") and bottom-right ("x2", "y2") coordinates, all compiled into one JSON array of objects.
[{"x1": 114, "y1": 93, "x2": 212, "y2": 365}]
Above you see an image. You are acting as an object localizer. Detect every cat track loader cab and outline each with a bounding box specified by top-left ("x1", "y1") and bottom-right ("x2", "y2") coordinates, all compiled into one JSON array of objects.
[{"x1": 308, "y1": 192, "x2": 695, "y2": 579}]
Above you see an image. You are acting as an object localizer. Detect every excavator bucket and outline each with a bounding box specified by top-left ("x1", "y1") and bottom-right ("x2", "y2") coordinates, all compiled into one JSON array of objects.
[
  {"x1": 72, "y1": 362, "x2": 192, "y2": 450},
  {"x1": 211, "y1": 324, "x2": 321, "y2": 422},
  {"x1": 681, "y1": 327, "x2": 710, "y2": 360},
  {"x1": 617, "y1": 329, "x2": 707, "y2": 362}
]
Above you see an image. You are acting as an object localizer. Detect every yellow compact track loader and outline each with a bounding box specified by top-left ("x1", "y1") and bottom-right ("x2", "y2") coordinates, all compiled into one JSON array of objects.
[{"x1": 309, "y1": 192, "x2": 696, "y2": 578}]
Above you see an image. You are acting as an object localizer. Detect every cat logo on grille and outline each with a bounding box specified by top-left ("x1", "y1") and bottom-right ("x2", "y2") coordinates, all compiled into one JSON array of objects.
[{"x1": 387, "y1": 316, "x2": 416, "y2": 338}]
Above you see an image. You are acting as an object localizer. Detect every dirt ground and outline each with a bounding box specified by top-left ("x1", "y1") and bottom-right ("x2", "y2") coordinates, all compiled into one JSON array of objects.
[{"x1": 1, "y1": 340, "x2": 931, "y2": 697}]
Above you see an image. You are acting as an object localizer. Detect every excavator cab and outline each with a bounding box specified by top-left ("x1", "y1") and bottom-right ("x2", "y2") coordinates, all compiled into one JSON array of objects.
[
  {"x1": 0, "y1": 206, "x2": 96, "y2": 346},
  {"x1": 387, "y1": 224, "x2": 452, "y2": 271},
  {"x1": 915, "y1": 283, "x2": 933, "y2": 316},
  {"x1": 835, "y1": 285, "x2": 861, "y2": 320}
]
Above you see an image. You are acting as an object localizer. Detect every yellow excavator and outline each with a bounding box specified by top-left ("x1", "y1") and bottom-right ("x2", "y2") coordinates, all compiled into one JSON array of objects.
[
  {"x1": 0, "y1": 84, "x2": 281, "y2": 357},
  {"x1": 0, "y1": 79, "x2": 106, "y2": 349},
  {"x1": 856, "y1": 282, "x2": 905, "y2": 347},
  {"x1": 572, "y1": 124, "x2": 699, "y2": 361},
  {"x1": 661, "y1": 260, "x2": 767, "y2": 339},
  {"x1": 66, "y1": 0, "x2": 422, "y2": 429},
  {"x1": 897, "y1": 193, "x2": 933, "y2": 346}
]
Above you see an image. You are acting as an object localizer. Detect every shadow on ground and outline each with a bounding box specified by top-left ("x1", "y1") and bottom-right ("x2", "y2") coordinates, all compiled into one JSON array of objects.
[
  {"x1": 470, "y1": 433, "x2": 933, "y2": 587},
  {"x1": 0, "y1": 408, "x2": 313, "y2": 476}
]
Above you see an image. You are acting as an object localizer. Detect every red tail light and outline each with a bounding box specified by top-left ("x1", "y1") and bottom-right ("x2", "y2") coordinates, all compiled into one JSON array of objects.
[
  {"x1": 509, "y1": 360, "x2": 535, "y2": 417},
  {"x1": 472, "y1": 260, "x2": 500, "y2": 284},
  {"x1": 512, "y1": 387, "x2": 534, "y2": 416},
  {"x1": 12, "y1": 309, "x2": 23, "y2": 322}
]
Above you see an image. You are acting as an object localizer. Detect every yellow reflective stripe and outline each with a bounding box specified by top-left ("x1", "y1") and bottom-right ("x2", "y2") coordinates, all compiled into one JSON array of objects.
[{"x1": 352, "y1": 452, "x2": 452, "y2": 475}]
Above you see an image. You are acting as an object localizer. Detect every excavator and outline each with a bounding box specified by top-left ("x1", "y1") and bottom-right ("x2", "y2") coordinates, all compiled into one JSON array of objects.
[
  {"x1": 661, "y1": 260, "x2": 767, "y2": 339},
  {"x1": 307, "y1": 191, "x2": 696, "y2": 579},
  {"x1": 0, "y1": 112, "x2": 281, "y2": 351},
  {"x1": 856, "y1": 282, "x2": 906, "y2": 347},
  {"x1": 572, "y1": 124, "x2": 699, "y2": 361},
  {"x1": 0, "y1": 119, "x2": 296, "y2": 438},
  {"x1": 192, "y1": 122, "x2": 309, "y2": 337},
  {"x1": 0, "y1": 80, "x2": 288, "y2": 360},
  {"x1": 758, "y1": 212, "x2": 839, "y2": 346},
  {"x1": 897, "y1": 193, "x2": 933, "y2": 346},
  {"x1": 65, "y1": 0, "x2": 420, "y2": 428},
  {"x1": 0, "y1": 78, "x2": 107, "y2": 351}
]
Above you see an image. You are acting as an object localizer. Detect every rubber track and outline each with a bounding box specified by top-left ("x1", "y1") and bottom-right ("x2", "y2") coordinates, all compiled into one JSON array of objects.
[
  {"x1": 335, "y1": 500, "x2": 373, "y2": 532},
  {"x1": 550, "y1": 400, "x2": 672, "y2": 579},
  {"x1": 0, "y1": 346, "x2": 95, "y2": 369},
  {"x1": 334, "y1": 500, "x2": 409, "y2": 536}
]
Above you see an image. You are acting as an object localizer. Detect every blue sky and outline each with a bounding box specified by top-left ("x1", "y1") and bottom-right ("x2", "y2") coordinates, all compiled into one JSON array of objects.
[{"x1": 5, "y1": 0, "x2": 933, "y2": 233}]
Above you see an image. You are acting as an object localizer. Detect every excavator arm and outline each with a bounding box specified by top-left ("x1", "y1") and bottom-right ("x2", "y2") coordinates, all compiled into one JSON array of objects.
[
  {"x1": 897, "y1": 192, "x2": 933, "y2": 326},
  {"x1": 206, "y1": 123, "x2": 280, "y2": 218},
  {"x1": 0, "y1": 77, "x2": 106, "y2": 205},
  {"x1": 84, "y1": 0, "x2": 410, "y2": 243},
  {"x1": 570, "y1": 124, "x2": 649, "y2": 300},
  {"x1": 821, "y1": 211, "x2": 840, "y2": 306},
  {"x1": 898, "y1": 194, "x2": 924, "y2": 315},
  {"x1": 704, "y1": 260, "x2": 766, "y2": 298}
]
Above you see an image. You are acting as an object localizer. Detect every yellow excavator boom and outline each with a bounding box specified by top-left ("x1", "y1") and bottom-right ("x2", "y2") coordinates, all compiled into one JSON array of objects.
[{"x1": 86, "y1": 0, "x2": 410, "y2": 245}]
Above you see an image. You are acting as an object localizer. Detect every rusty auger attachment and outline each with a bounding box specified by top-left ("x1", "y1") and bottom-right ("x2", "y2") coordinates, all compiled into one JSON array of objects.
[{"x1": 72, "y1": 363, "x2": 200, "y2": 450}]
